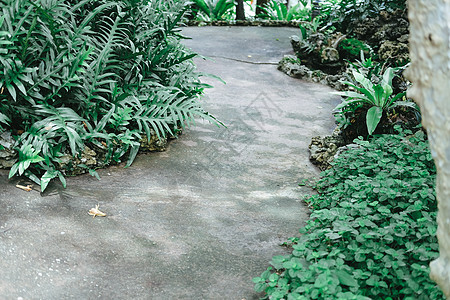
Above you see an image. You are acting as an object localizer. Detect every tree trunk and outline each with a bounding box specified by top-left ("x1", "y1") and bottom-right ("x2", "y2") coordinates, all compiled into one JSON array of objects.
[
  {"x1": 256, "y1": 0, "x2": 270, "y2": 16},
  {"x1": 236, "y1": 0, "x2": 245, "y2": 20},
  {"x1": 405, "y1": 0, "x2": 450, "y2": 297},
  {"x1": 311, "y1": 0, "x2": 320, "y2": 20}
]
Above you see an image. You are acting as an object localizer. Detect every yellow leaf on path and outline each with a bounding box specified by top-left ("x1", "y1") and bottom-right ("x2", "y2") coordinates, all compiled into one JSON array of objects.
[{"x1": 88, "y1": 204, "x2": 106, "y2": 218}]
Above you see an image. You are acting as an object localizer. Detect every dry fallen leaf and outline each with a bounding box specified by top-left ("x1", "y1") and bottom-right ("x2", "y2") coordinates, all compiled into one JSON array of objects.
[
  {"x1": 88, "y1": 204, "x2": 106, "y2": 218},
  {"x1": 16, "y1": 184, "x2": 32, "y2": 192}
]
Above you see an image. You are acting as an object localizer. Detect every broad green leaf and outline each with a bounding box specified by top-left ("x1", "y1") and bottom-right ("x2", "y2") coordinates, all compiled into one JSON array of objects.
[
  {"x1": 41, "y1": 170, "x2": 58, "y2": 192},
  {"x1": 390, "y1": 100, "x2": 419, "y2": 111},
  {"x1": 373, "y1": 84, "x2": 384, "y2": 107},
  {"x1": 334, "y1": 97, "x2": 371, "y2": 111},
  {"x1": 0, "y1": 112, "x2": 10, "y2": 125},
  {"x1": 125, "y1": 144, "x2": 139, "y2": 167},
  {"x1": 382, "y1": 67, "x2": 395, "y2": 88},
  {"x1": 8, "y1": 162, "x2": 20, "y2": 179},
  {"x1": 336, "y1": 270, "x2": 358, "y2": 287},
  {"x1": 366, "y1": 106, "x2": 383, "y2": 135},
  {"x1": 352, "y1": 69, "x2": 373, "y2": 93},
  {"x1": 5, "y1": 83, "x2": 16, "y2": 101},
  {"x1": 58, "y1": 172, "x2": 67, "y2": 188}
]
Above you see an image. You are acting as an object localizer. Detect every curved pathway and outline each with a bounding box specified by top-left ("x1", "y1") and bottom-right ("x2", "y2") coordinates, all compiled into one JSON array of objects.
[{"x1": 0, "y1": 27, "x2": 339, "y2": 299}]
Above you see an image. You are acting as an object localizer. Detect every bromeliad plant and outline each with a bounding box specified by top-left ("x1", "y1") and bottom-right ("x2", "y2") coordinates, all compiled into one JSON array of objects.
[
  {"x1": 0, "y1": 0, "x2": 220, "y2": 191},
  {"x1": 333, "y1": 67, "x2": 419, "y2": 136}
]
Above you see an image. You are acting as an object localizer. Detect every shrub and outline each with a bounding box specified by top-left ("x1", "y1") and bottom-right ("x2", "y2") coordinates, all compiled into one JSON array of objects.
[
  {"x1": 253, "y1": 129, "x2": 444, "y2": 299},
  {"x1": 319, "y1": 0, "x2": 407, "y2": 33},
  {"x1": 0, "y1": 0, "x2": 219, "y2": 191},
  {"x1": 339, "y1": 38, "x2": 371, "y2": 60}
]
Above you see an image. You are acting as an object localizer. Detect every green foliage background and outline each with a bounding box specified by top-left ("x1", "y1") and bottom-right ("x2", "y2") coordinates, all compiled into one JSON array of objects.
[
  {"x1": 319, "y1": 0, "x2": 407, "y2": 32},
  {"x1": 0, "y1": 0, "x2": 217, "y2": 190}
]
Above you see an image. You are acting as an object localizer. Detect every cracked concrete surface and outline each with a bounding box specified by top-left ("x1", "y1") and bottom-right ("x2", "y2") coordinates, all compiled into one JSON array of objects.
[{"x1": 0, "y1": 26, "x2": 340, "y2": 299}]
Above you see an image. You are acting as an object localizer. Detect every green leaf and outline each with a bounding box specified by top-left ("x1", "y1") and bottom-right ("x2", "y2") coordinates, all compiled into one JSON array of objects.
[
  {"x1": 125, "y1": 144, "x2": 140, "y2": 167},
  {"x1": 8, "y1": 163, "x2": 20, "y2": 179},
  {"x1": 6, "y1": 83, "x2": 16, "y2": 101},
  {"x1": 336, "y1": 270, "x2": 358, "y2": 287},
  {"x1": 269, "y1": 273, "x2": 279, "y2": 282},
  {"x1": 314, "y1": 273, "x2": 328, "y2": 288},
  {"x1": 366, "y1": 106, "x2": 383, "y2": 135},
  {"x1": 88, "y1": 169, "x2": 101, "y2": 180},
  {"x1": 355, "y1": 252, "x2": 366, "y2": 262},
  {"x1": 58, "y1": 172, "x2": 67, "y2": 188},
  {"x1": 373, "y1": 84, "x2": 384, "y2": 107},
  {"x1": 41, "y1": 170, "x2": 58, "y2": 192}
]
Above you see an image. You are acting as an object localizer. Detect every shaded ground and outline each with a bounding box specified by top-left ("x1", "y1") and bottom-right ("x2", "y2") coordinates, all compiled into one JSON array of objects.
[{"x1": 0, "y1": 26, "x2": 339, "y2": 299}]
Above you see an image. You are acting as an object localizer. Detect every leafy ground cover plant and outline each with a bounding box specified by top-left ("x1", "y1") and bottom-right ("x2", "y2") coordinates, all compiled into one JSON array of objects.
[
  {"x1": 0, "y1": 0, "x2": 219, "y2": 191},
  {"x1": 254, "y1": 129, "x2": 444, "y2": 299},
  {"x1": 333, "y1": 66, "x2": 419, "y2": 139}
]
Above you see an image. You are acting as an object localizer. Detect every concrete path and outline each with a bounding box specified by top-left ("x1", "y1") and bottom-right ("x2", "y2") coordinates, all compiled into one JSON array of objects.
[{"x1": 0, "y1": 27, "x2": 339, "y2": 299}]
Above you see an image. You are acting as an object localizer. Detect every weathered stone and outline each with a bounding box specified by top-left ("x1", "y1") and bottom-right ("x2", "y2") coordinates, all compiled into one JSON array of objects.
[
  {"x1": 351, "y1": 9, "x2": 409, "y2": 47},
  {"x1": 406, "y1": 0, "x2": 450, "y2": 296},
  {"x1": 378, "y1": 41, "x2": 409, "y2": 63},
  {"x1": 80, "y1": 146, "x2": 97, "y2": 166},
  {"x1": 308, "y1": 33, "x2": 326, "y2": 50},
  {"x1": 333, "y1": 143, "x2": 361, "y2": 160},
  {"x1": 140, "y1": 132, "x2": 167, "y2": 152},
  {"x1": 290, "y1": 35, "x2": 302, "y2": 53},
  {"x1": 0, "y1": 131, "x2": 17, "y2": 168},
  {"x1": 278, "y1": 55, "x2": 312, "y2": 79},
  {"x1": 308, "y1": 134, "x2": 346, "y2": 170},
  {"x1": 397, "y1": 34, "x2": 409, "y2": 43},
  {"x1": 56, "y1": 132, "x2": 166, "y2": 176},
  {"x1": 321, "y1": 47, "x2": 339, "y2": 63}
]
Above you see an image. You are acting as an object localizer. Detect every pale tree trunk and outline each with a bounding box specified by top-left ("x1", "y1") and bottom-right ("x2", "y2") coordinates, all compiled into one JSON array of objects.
[{"x1": 405, "y1": 0, "x2": 450, "y2": 297}]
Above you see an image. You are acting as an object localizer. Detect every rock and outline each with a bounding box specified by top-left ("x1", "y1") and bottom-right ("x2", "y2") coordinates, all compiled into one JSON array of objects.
[
  {"x1": 140, "y1": 131, "x2": 167, "y2": 152},
  {"x1": 334, "y1": 144, "x2": 361, "y2": 160},
  {"x1": 397, "y1": 34, "x2": 409, "y2": 43},
  {"x1": 0, "y1": 132, "x2": 17, "y2": 168},
  {"x1": 80, "y1": 146, "x2": 97, "y2": 166},
  {"x1": 351, "y1": 9, "x2": 409, "y2": 48},
  {"x1": 378, "y1": 41, "x2": 409, "y2": 63},
  {"x1": 309, "y1": 134, "x2": 346, "y2": 170},
  {"x1": 308, "y1": 33, "x2": 326, "y2": 50},
  {"x1": 278, "y1": 55, "x2": 312, "y2": 79},
  {"x1": 321, "y1": 47, "x2": 339, "y2": 63},
  {"x1": 290, "y1": 35, "x2": 303, "y2": 54}
]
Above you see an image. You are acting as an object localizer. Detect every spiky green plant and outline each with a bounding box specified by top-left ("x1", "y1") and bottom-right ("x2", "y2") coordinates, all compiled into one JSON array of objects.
[
  {"x1": 191, "y1": 0, "x2": 235, "y2": 21},
  {"x1": 0, "y1": 0, "x2": 220, "y2": 191},
  {"x1": 257, "y1": 0, "x2": 310, "y2": 21}
]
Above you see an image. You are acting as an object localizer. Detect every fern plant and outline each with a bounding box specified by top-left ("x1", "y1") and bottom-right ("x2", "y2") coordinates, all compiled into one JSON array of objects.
[{"x1": 0, "y1": 0, "x2": 220, "y2": 191}]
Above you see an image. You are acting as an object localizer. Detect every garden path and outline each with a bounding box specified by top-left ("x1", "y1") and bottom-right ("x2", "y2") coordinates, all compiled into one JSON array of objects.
[{"x1": 0, "y1": 26, "x2": 339, "y2": 299}]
